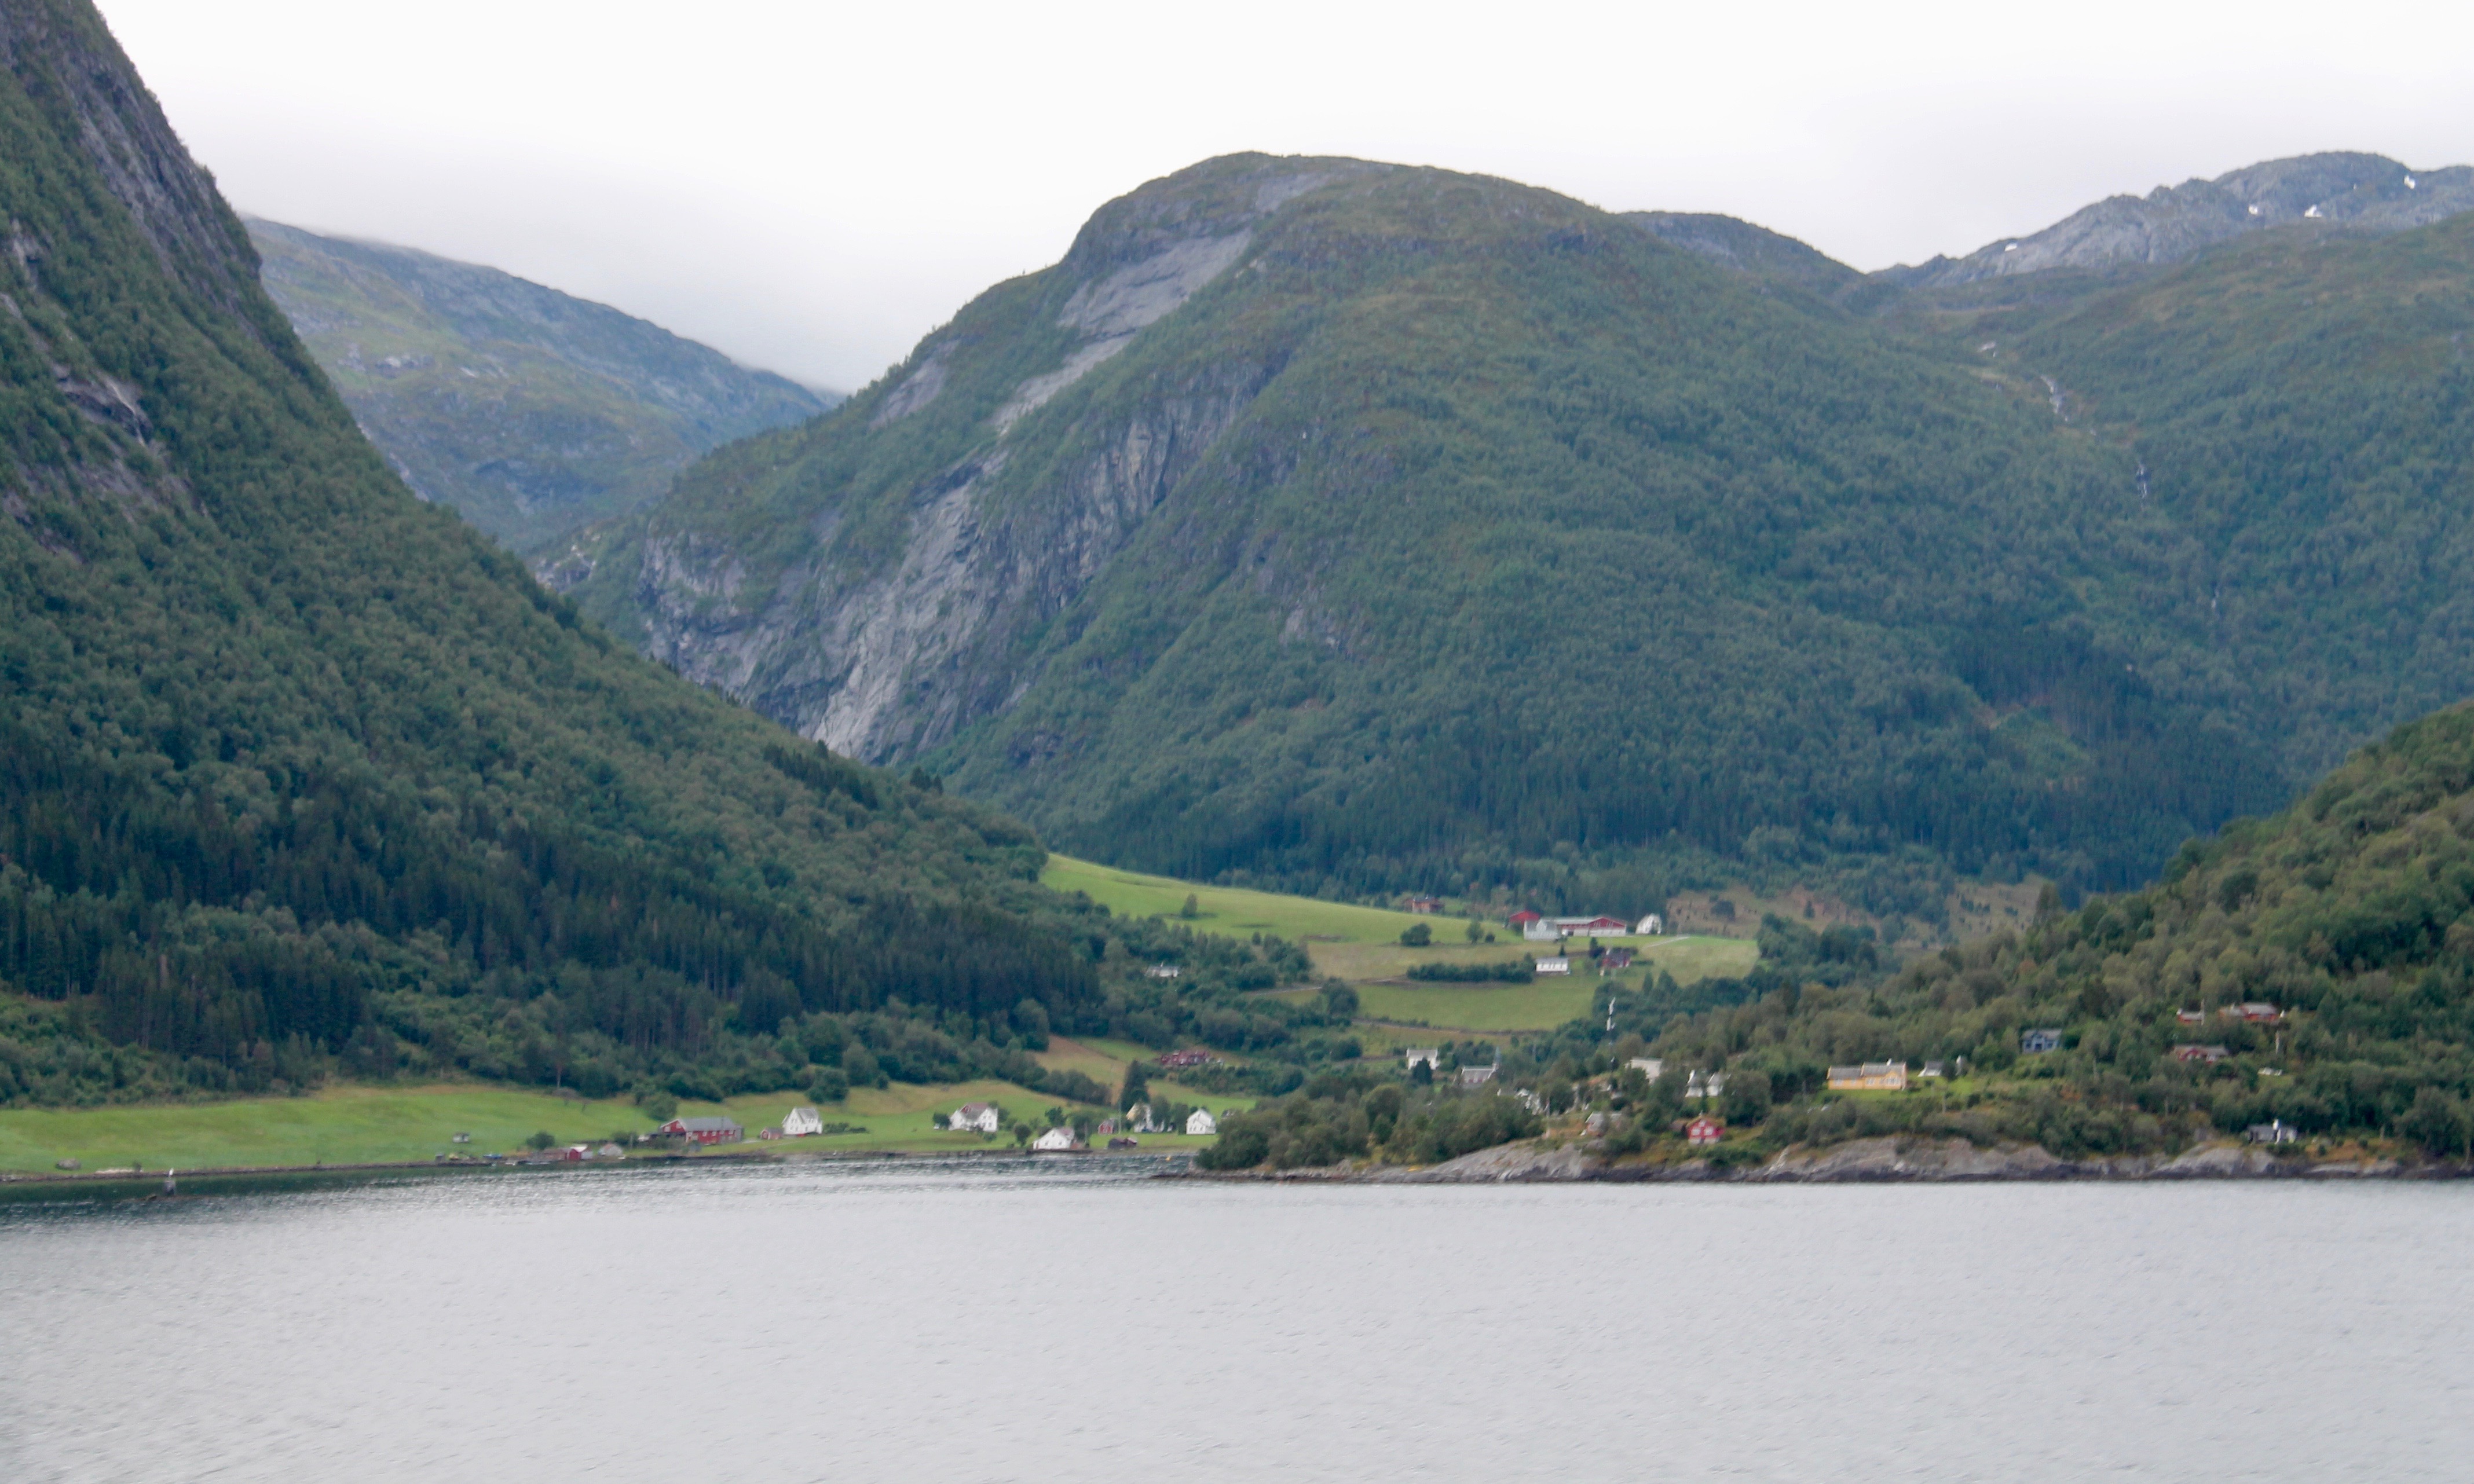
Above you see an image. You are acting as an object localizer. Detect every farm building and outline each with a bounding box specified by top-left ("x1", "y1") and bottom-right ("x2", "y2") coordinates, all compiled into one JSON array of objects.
[
  {"x1": 2248, "y1": 1120, "x2": 2299, "y2": 1144},
  {"x1": 2021, "y1": 1028, "x2": 2065, "y2": 1054},
  {"x1": 1535, "y1": 915, "x2": 1630, "y2": 939},
  {"x1": 1635, "y1": 914, "x2": 1664, "y2": 935},
  {"x1": 783, "y1": 1106, "x2": 824, "y2": 1137},
  {"x1": 598, "y1": 1143, "x2": 625, "y2": 1159},
  {"x1": 1508, "y1": 910, "x2": 1543, "y2": 932},
  {"x1": 2223, "y1": 1003, "x2": 2283, "y2": 1023},
  {"x1": 1405, "y1": 895, "x2": 1443, "y2": 914},
  {"x1": 1158, "y1": 1049, "x2": 1214, "y2": 1070},
  {"x1": 1684, "y1": 1071, "x2": 1726, "y2": 1100},
  {"x1": 1534, "y1": 957, "x2": 1572, "y2": 975},
  {"x1": 1403, "y1": 1048, "x2": 1441, "y2": 1072},
  {"x1": 1627, "y1": 1057, "x2": 1663, "y2": 1080},
  {"x1": 2172, "y1": 1045, "x2": 2232, "y2": 1064},
  {"x1": 1598, "y1": 948, "x2": 1634, "y2": 973},
  {"x1": 1458, "y1": 1065, "x2": 1498, "y2": 1087},
  {"x1": 951, "y1": 1102, "x2": 1002, "y2": 1134},
  {"x1": 1827, "y1": 1062, "x2": 1909, "y2": 1092},
  {"x1": 1031, "y1": 1126, "x2": 1078, "y2": 1152},
  {"x1": 1686, "y1": 1116, "x2": 1725, "y2": 1147},
  {"x1": 657, "y1": 1117, "x2": 743, "y2": 1145},
  {"x1": 1186, "y1": 1109, "x2": 1218, "y2": 1136},
  {"x1": 1145, "y1": 964, "x2": 1182, "y2": 979}
]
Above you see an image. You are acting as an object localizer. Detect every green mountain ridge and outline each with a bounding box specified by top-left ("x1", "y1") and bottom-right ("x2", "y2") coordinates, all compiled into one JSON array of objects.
[
  {"x1": 246, "y1": 218, "x2": 831, "y2": 552},
  {"x1": 0, "y1": 0, "x2": 1332, "y2": 1112},
  {"x1": 574, "y1": 149, "x2": 2474, "y2": 921}
]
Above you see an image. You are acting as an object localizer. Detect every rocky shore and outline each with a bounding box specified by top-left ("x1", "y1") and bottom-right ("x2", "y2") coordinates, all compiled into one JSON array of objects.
[{"x1": 1203, "y1": 1135, "x2": 2463, "y2": 1183}]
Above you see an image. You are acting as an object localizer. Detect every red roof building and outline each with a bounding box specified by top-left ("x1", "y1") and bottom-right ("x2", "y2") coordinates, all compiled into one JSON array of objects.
[
  {"x1": 1508, "y1": 910, "x2": 1542, "y2": 928},
  {"x1": 1686, "y1": 1115, "x2": 1725, "y2": 1146}
]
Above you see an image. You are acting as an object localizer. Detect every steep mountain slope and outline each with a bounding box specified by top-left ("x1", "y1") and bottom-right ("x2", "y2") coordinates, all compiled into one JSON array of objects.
[
  {"x1": 1643, "y1": 698, "x2": 2474, "y2": 1158},
  {"x1": 1883, "y1": 151, "x2": 2473, "y2": 289},
  {"x1": 577, "y1": 154, "x2": 2310, "y2": 917},
  {"x1": 0, "y1": 0, "x2": 1118, "y2": 1108},
  {"x1": 1887, "y1": 210, "x2": 2474, "y2": 781},
  {"x1": 246, "y1": 219, "x2": 828, "y2": 552}
]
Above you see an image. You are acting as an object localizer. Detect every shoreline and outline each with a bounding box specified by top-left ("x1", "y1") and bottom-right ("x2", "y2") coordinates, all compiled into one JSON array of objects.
[{"x1": 1174, "y1": 1134, "x2": 2474, "y2": 1184}]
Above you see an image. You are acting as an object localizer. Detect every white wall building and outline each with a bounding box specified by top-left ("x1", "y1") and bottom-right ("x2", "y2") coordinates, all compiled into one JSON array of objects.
[
  {"x1": 782, "y1": 1105, "x2": 824, "y2": 1137},
  {"x1": 1186, "y1": 1108, "x2": 1218, "y2": 1137},
  {"x1": 1032, "y1": 1125, "x2": 1077, "y2": 1151},
  {"x1": 951, "y1": 1102, "x2": 1002, "y2": 1134},
  {"x1": 1403, "y1": 1048, "x2": 1440, "y2": 1072},
  {"x1": 1635, "y1": 914, "x2": 1664, "y2": 935}
]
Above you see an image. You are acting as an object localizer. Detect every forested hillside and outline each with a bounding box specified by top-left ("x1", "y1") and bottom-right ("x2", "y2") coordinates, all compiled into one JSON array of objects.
[
  {"x1": 0, "y1": 0, "x2": 1315, "y2": 1111},
  {"x1": 247, "y1": 219, "x2": 828, "y2": 552},
  {"x1": 1638, "y1": 701, "x2": 2474, "y2": 1157},
  {"x1": 1882, "y1": 212, "x2": 2474, "y2": 780},
  {"x1": 576, "y1": 154, "x2": 2333, "y2": 923}
]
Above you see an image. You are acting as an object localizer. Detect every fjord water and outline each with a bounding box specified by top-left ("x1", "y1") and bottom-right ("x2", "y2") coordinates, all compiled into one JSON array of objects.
[{"x1": 2, "y1": 1165, "x2": 2466, "y2": 1482}]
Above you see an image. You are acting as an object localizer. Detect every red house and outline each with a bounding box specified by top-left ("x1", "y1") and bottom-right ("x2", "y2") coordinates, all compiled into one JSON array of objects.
[
  {"x1": 2170, "y1": 1045, "x2": 2231, "y2": 1064},
  {"x1": 657, "y1": 1116, "x2": 744, "y2": 1145},
  {"x1": 1686, "y1": 1115, "x2": 1725, "y2": 1147},
  {"x1": 1405, "y1": 895, "x2": 1443, "y2": 914}
]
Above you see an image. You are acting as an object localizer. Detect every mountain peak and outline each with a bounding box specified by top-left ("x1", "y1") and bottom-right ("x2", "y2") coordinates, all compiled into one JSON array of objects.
[{"x1": 1884, "y1": 150, "x2": 2474, "y2": 288}]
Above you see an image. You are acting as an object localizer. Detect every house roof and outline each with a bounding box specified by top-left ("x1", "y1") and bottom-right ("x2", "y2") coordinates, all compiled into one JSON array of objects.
[{"x1": 676, "y1": 1117, "x2": 740, "y2": 1133}]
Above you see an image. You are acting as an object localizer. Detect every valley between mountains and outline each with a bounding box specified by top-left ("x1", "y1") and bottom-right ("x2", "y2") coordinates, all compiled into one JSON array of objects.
[{"x1": 7, "y1": 0, "x2": 2474, "y2": 1182}]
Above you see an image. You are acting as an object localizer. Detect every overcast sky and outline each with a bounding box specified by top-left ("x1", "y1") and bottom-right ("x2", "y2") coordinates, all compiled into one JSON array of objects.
[{"x1": 98, "y1": 0, "x2": 2474, "y2": 392}]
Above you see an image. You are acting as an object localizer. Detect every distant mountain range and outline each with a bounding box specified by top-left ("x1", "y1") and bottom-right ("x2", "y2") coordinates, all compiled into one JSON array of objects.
[
  {"x1": 246, "y1": 219, "x2": 833, "y2": 551},
  {"x1": 559, "y1": 147, "x2": 2474, "y2": 923}
]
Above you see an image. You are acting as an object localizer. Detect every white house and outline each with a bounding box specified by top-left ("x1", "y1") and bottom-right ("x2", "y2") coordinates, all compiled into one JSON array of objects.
[
  {"x1": 1145, "y1": 963, "x2": 1182, "y2": 979},
  {"x1": 1403, "y1": 1047, "x2": 1441, "y2": 1072},
  {"x1": 1126, "y1": 1102, "x2": 1166, "y2": 1133},
  {"x1": 1458, "y1": 1065, "x2": 1498, "y2": 1087},
  {"x1": 1535, "y1": 957, "x2": 1572, "y2": 975},
  {"x1": 951, "y1": 1102, "x2": 1002, "y2": 1134},
  {"x1": 1032, "y1": 1125, "x2": 1078, "y2": 1152},
  {"x1": 1635, "y1": 914, "x2": 1664, "y2": 936},
  {"x1": 1627, "y1": 1057, "x2": 1663, "y2": 1080},
  {"x1": 782, "y1": 1105, "x2": 824, "y2": 1137},
  {"x1": 1186, "y1": 1108, "x2": 1218, "y2": 1137},
  {"x1": 1684, "y1": 1071, "x2": 1726, "y2": 1100}
]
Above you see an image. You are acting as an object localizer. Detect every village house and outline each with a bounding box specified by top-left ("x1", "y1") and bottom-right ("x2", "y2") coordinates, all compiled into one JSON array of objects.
[
  {"x1": 451, "y1": 1132, "x2": 472, "y2": 1144},
  {"x1": 1920, "y1": 1062, "x2": 1945, "y2": 1079},
  {"x1": 2248, "y1": 1119, "x2": 2299, "y2": 1144},
  {"x1": 1403, "y1": 1048, "x2": 1441, "y2": 1073},
  {"x1": 1126, "y1": 1102, "x2": 1166, "y2": 1133},
  {"x1": 951, "y1": 1102, "x2": 1003, "y2": 1134},
  {"x1": 2176, "y1": 1009, "x2": 2205, "y2": 1024},
  {"x1": 1031, "y1": 1126, "x2": 1078, "y2": 1152},
  {"x1": 2021, "y1": 1028, "x2": 2065, "y2": 1054},
  {"x1": 1186, "y1": 1109, "x2": 1218, "y2": 1136},
  {"x1": 1404, "y1": 895, "x2": 1443, "y2": 914},
  {"x1": 1627, "y1": 1057, "x2": 1663, "y2": 1080},
  {"x1": 1635, "y1": 913, "x2": 1664, "y2": 935},
  {"x1": 1513, "y1": 1087, "x2": 1546, "y2": 1114},
  {"x1": 1686, "y1": 1115, "x2": 1725, "y2": 1147},
  {"x1": 1458, "y1": 1065, "x2": 1498, "y2": 1087},
  {"x1": 1684, "y1": 1070, "x2": 1726, "y2": 1100},
  {"x1": 598, "y1": 1143, "x2": 625, "y2": 1159},
  {"x1": 783, "y1": 1106, "x2": 824, "y2": 1137},
  {"x1": 2223, "y1": 1003, "x2": 2283, "y2": 1023},
  {"x1": 2172, "y1": 1045, "x2": 2233, "y2": 1064},
  {"x1": 1827, "y1": 1062, "x2": 1909, "y2": 1092},
  {"x1": 1145, "y1": 964, "x2": 1182, "y2": 979},
  {"x1": 1598, "y1": 948, "x2": 1635, "y2": 973},
  {"x1": 1158, "y1": 1049, "x2": 1214, "y2": 1070},
  {"x1": 1534, "y1": 957, "x2": 1572, "y2": 975},
  {"x1": 657, "y1": 1116, "x2": 744, "y2": 1145}
]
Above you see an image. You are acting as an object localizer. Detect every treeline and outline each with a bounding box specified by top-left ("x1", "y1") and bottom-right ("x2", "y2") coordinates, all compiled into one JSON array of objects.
[
  {"x1": 1408, "y1": 958, "x2": 1532, "y2": 983},
  {"x1": 1196, "y1": 1066, "x2": 1540, "y2": 1171}
]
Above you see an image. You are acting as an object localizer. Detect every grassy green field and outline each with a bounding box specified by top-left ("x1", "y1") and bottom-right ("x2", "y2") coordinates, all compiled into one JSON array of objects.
[
  {"x1": 0, "y1": 1084, "x2": 654, "y2": 1175},
  {"x1": 1042, "y1": 855, "x2": 1448, "y2": 952},
  {"x1": 0, "y1": 1056, "x2": 1258, "y2": 1175}
]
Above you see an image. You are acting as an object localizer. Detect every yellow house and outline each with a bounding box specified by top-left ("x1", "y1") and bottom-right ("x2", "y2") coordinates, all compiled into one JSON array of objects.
[{"x1": 1827, "y1": 1061, "x2": 1909, "y2": 1091}]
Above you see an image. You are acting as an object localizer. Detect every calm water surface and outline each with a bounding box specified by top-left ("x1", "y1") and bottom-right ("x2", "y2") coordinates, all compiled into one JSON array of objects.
[{"x1": 1, "y1": 1160, "x2": 2467, "y2": 1482}]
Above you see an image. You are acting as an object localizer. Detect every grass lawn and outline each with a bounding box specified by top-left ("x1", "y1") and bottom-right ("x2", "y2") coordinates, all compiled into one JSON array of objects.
[
  {"x1": 0, "y1": 1083, "x2": 654, "y2": 1175},
  {"x1": 1042, "y1": 855, "x2": 1450, "y2": 957},
  {"x1": 1279, "y1": 935, "x2": 1765, "y2": 1033}
]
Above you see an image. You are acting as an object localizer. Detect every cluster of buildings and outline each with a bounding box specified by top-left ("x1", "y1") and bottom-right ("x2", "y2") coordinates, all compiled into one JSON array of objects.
[{"x1": 1509, "y1": 912, "x2": 1662, "y2": 941}]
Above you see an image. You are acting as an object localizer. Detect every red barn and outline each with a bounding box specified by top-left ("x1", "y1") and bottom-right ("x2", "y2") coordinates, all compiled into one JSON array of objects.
[
  {"x1": 657, "y1": 1116, "x2": 744, "y2": 1145},
  {"x1": 1508, "y1": 910, "x2": 1543, "y2": 929}
]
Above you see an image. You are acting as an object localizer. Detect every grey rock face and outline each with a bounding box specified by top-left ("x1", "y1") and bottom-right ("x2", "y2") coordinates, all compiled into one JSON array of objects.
[
  {"x1": 1883, "y1": 152, "x2": 2474, "y2": 288},
  {"x1": 618, "y1": 155, "x2": 1374, "y2": 763}
]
